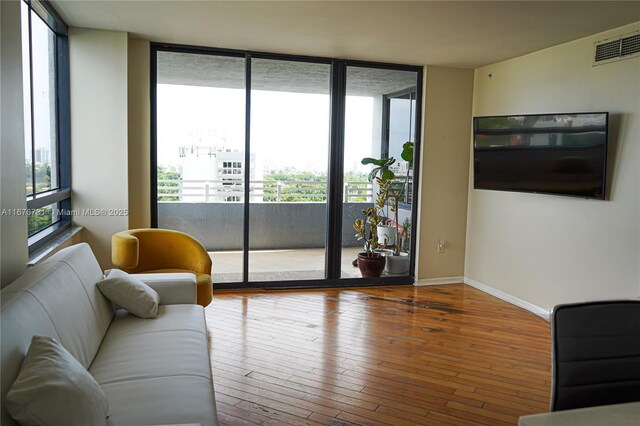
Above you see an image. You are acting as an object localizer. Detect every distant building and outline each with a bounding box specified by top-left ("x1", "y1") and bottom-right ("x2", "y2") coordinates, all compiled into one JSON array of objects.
[
  {"x1": 34, "y1": 148, "x2": 50, "y2": 165},
  {"x1": 390, "y1": 160, "x2": 410, "y2": 177},
  {"x1": 178, "y1": 145, "x2": 263, "y2": 202}
]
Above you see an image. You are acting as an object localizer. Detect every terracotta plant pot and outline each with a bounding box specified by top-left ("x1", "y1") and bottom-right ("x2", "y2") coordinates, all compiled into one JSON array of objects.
[{"x1": 357, "y1": 252, "x2": 386, "y2": 278}]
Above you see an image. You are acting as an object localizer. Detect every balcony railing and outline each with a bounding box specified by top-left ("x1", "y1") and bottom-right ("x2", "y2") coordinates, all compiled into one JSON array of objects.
[
  {"x1": 158, "y1": 180, "x2": 374, "y2": 202},
  {"x1": 158, "y1": 179, "x2": 413, "y2": 204}
]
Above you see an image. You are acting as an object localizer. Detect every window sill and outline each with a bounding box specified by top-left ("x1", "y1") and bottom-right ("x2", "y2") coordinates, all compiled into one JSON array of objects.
[{"x1": 28, "y1": 226, "x2": 84, "y2": 267}]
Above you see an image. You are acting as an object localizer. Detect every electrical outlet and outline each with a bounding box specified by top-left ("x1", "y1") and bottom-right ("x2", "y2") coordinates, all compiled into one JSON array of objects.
[{"x1": 437, "y1": 239, "x2": 445, "y2": 253}]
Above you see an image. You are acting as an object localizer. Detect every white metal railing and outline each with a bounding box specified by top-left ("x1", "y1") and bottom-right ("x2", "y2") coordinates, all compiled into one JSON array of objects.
[{"x1": 157, "y1": 179, "x2": 378, "y2": 202}]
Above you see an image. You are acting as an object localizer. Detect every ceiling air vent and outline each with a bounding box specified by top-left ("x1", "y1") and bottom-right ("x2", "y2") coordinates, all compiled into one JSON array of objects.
[
  {"x1": 594, "y1": 30, "x2": 640, "y2": 66},
  {"x1": 621, "y1": 33, "x2": 640, "y2": 56},
  {"x1": 595, "y1": 39, "x2": 622, "y2": 62}
]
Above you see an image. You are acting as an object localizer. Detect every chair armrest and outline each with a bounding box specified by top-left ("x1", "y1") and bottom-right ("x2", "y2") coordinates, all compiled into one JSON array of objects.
[{"x1": 134, "y1": 273, "x2": 197, "y2": 305}]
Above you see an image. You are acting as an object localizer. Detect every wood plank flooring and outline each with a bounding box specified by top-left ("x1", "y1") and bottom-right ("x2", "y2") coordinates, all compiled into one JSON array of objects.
[{"x1": 205, "y1": 284, "x2": 552, "y2": 425}]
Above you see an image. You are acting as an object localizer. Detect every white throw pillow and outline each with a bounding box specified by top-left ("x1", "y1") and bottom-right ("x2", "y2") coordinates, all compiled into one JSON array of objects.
[
  {"x1": 98, "y1": 269, "x2": 160, "y2": 318},
  {"x1": 5, "y1": 336, "x2": 109, "y2": 426}
]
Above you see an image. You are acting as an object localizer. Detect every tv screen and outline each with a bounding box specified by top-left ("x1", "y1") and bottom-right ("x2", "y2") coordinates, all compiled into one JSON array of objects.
[{"x1": 473, "y1": 112, "x2": 608, "y2": 199}]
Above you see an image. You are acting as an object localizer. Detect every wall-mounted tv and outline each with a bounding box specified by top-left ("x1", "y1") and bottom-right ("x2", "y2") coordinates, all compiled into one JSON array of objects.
[{"x1": 473, "y1": 112, "x2": 609, "y2": 199}]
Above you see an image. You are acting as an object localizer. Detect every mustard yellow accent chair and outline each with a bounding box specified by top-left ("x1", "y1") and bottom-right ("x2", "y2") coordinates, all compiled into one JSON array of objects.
[{"x1": 112, "y1": 229, "x2": 213, "y2": 307}]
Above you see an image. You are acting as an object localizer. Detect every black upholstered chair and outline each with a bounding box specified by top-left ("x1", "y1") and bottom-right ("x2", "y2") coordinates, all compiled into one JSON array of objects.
[{"x1": 550, "y1": 300, "x2": 640, "y2": 411}]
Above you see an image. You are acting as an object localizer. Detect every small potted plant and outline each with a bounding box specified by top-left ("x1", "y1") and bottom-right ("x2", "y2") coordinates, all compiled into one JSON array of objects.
[
  {"x1": 353, "y1": 175, "x2": 392, "y2": 277},
  {"x1": 361, "y1": 157, "x2": 396, "y2": 246},
  {"x1": 353, "y1": 206, "x2": 385, "y2": 277},
  {"x1": 384, "y1": 141, "x2": 414, "y2": 275},
  {"x1": 385, "y1": 216, "x2": 410, "y2": 275}
]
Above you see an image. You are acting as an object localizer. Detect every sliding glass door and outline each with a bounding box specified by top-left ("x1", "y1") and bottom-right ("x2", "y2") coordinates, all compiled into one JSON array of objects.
[
  {"x1": 341, "y1": 66, "x2": 419, "y2": 279},
  {"x1": 249, "y1": 59, "x2": 331, "y2": 281},
  {"x1": 155, "y1": 51, "x2": 246, "y2": 283},
  {"x1": 153, "y1": 45, "x2": 422, "y2": 288}
]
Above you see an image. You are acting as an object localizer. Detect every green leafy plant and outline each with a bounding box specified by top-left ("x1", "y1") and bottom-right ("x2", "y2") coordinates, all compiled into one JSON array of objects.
[
  {"x1": 357, "y1": 141, "x2": 415, "y2": 256},
  {"x1": 353, "y1": 207, "x2": 380, "y2": 257},
  {"x1": 361, "y1": 157, "x2": 396, "y2": 182},
  {"x1": 401, "y1": 141, "x2": 414, "y2": 168},
  {"x1": 354, "y1": 164, "x2": 394, "y2": 256},
  {"x1": 400, "y1": 217, "x2": 411, "y2": 253},
  {"x1": 355, "y1": 177, "x2": 390, "y2": 256}
]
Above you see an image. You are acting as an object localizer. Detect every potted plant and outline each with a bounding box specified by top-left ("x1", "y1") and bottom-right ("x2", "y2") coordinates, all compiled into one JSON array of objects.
[
  {"x1": 385, "y1": 217, "x2": 411, "y2": 275},
  {"x1": 353, "y1": 176, "x2": 391, "y2": 278},
  {"x1": 384, "y1": 141, "x2": 414, "y2": 275},
  {"x1": 353, "y1": 207, "x2": 385, "y2": 277},
  {"x1": 358, "y1": 142, "x2": 414, "y2": 275},
  {"x1": 361, "y1": 157, "x2": 396, "y2": 246}
]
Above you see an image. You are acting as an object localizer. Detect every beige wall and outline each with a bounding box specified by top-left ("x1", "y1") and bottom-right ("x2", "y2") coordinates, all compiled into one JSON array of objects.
[
  {"x1": 69, "y1": 28, "x2": 129, "y2": 269},
  {"x1": 1, "y1": 0, "x2": 29, "y2": 288},
  {"x1": 416, "y1": 66, "x2": 474, "y2": 280},
  {"x1": 127, "y1": 39, "x2": 151, "y2": 229},
  {"x1": 465, "y1": 22, "x2": 640, "y2": 311}
]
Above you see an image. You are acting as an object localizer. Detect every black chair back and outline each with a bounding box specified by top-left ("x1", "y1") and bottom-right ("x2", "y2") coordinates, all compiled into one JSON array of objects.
[{"x1": 551, "y1": 300, "x2": 640, "y2": 411}]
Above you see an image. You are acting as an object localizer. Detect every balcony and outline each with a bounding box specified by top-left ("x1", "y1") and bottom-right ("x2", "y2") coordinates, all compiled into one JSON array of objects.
[
  {"x1": 208, "y1": 247, "x2": 364, "y2": 282},
  {"x1": 158, "y1": 179, "x2": 413, "y2": 283}
]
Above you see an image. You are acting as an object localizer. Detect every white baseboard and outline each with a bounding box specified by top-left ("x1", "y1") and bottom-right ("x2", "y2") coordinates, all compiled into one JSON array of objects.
[
  {"x1": 415, "y1": 276, "x2": 464, "y2": 286},
  {"x1": 463, "y1": 277, "x2": 550, "y2": 320}
]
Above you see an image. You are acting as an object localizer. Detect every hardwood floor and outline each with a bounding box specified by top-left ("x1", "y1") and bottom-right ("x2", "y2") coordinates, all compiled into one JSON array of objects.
[{"x1": 205, "y1": 284, "x2": 552, "y2": 425}]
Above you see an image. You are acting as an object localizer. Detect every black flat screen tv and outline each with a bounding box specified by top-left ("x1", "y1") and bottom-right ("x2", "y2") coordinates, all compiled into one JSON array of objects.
[{"x1": 473, "y1": 112, "x2": 609, "y2": 199}]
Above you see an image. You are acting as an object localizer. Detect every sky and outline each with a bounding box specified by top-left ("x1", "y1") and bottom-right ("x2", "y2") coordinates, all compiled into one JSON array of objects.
[{"x1": 157, "y1": 84, "x2": 377, "y2": 175}]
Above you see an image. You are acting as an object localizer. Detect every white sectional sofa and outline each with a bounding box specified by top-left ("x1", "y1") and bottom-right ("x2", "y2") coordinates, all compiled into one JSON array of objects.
[{"x1": 0, "y1": 243, "x2": 218, "y2": 425}]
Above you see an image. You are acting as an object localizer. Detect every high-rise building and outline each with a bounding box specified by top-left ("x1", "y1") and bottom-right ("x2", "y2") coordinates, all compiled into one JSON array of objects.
[
  {"x1": 178, "y1": 145, "x2": 263, "y2": 202},
  {"x1": 34, "y1": 148, "x2": 50, "y2": 165}
]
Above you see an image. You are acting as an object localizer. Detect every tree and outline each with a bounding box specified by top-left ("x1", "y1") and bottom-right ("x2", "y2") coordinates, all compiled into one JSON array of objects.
[
  {"x1": 27, "y1": 206, "x2": 53, "y2": 236},
  {"x1": 263, "y1": 169, "x2": 368, "y2": 202},
  {"x1": 157, "y1": 165, "x2": 182, "y2": 201},
  {"x1": 25, "y1": 161, "x2": 52, "y2": 194}
]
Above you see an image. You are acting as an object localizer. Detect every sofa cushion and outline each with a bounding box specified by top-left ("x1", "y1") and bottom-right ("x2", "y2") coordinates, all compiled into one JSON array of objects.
[
  {"x1": 100, "y1": 304, "x2": 206, "y2": 338},
  {"x1": 102, "y1": 376, "x2": 215, "y2": 426},
  {"x1": 98, "y1": 270, "x2": 160, "y2": 318},
  {"x1": 5, "y1": 336, "x2": 109, "y2": 426},
  {"x1": 89, "y1": 305, "x2": 217, "y2": 425}
]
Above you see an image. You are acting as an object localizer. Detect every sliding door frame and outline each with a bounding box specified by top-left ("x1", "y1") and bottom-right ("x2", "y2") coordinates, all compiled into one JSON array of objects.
[{"x1": 150, "y1": 42, "x2": 423, "y2": 290}]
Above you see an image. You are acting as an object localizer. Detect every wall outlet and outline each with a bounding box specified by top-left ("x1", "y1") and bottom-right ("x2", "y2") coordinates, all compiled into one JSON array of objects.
[{"x1": 437, "y1": 239, "x2": 445, "y2": 253}]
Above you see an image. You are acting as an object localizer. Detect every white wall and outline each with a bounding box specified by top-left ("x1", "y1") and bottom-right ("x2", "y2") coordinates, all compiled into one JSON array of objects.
[
  {"x1": 465, "y1": 22, "x2": 640, "y2": 311},
  {"x1": 1, "y1": 0, "x2": 29, "y2": 287},
  {"x1": 69, "y1": 28, "x2": 128, "y2": 268}
]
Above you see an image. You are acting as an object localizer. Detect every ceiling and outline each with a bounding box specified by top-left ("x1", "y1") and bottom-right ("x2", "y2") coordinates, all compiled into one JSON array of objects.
[
  {"x1": 53, "y1": 1, "x2": 640, "y2": 69},
  {"x1": 157, "y1": 51, "x2": 419, "y2": 94}
]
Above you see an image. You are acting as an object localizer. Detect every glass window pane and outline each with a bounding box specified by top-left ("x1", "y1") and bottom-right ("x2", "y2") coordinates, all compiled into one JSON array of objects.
[
  {"x1": 31, "y1": 10, "x2": 58, "y2": 194},
  {"x1": 156, "y1": 52, "x2": 246, "y2": 283},
  {"x1": 21, "y1": 1, "x2": 33, "y2": 196},
  {"x1": 388, "y1": 91, "x2": 417, "y2": 206},
  {"x1": 27, "y1": 202, "x2": 60, "y2": 237},
  {"x1": 389, "y1": 95, "x2": 413, "y2": 160}
]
